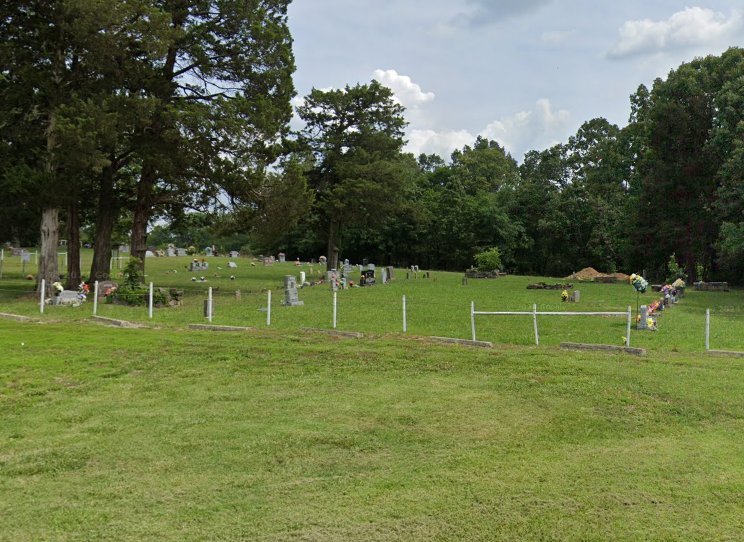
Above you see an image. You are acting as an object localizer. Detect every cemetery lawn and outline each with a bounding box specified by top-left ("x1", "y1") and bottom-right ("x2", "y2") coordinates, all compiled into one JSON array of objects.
[{"x1": 2, "y1": 321, "x2": 744, "y2": 541}]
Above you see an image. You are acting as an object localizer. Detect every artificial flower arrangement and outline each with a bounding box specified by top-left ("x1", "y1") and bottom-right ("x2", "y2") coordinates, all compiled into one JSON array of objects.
[
  {"x1": 629, "y1": 273, "x2": 648, "y2": 293},
  {"x1": 78, "y1": 282, "x2": 90, "y2": 302}
]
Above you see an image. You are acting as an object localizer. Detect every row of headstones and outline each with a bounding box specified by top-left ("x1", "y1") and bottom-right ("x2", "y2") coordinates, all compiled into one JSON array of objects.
[{"x1": 637, "y1": 290, "x2": 681, "y2": 330}]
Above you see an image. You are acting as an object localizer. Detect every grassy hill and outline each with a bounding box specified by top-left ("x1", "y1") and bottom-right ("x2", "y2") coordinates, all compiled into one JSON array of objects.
[{"x1": 2, "y1": 321, "x2": 744, "y2": 540}]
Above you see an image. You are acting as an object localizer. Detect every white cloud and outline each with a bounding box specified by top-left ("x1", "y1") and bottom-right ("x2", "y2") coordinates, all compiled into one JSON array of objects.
[
  {"x1": 480, "y1": 99, "x2": 571, "y2": 159},
  {"x1": 609, "y1": 7, "x2": 744, "y2": 59},
  {"x1": 372, "y1": 69, "x2": 435, "y2": 107},
  {"x1": 405, "y1": 99, "x2": 571, "y2": 161},
  {"x1": 406, "y1": 129, "x2": 475, "y2": 159}
]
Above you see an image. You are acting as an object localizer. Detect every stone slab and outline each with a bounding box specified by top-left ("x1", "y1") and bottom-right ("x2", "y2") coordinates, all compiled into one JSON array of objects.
[
  {"x1": 560, "y1": 342, "x2": 646, "y2": 356},
  {"x1": 0, "y1": 312, "x2": 37, "y2": 322},
  {"x1": 429, "y1": 336, "x2": 494, "y2": 348},
  {"x1": 188, "y1": 324, "x2": 254, "y2": 332},
  {"x1": 91, "y1": 315, "x2": 145, "y2": 328},
  {"x1": 707, "y1": 349, "x2": 744, "y2": 358},
  {"x1": 302, "y1": 327, "x2": 363, "y2": 339}
]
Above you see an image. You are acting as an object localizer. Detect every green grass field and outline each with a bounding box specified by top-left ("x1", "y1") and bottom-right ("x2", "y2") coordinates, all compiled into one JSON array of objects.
[
  {"x1": 2, "y1": 251, "x2": 744, "y2": 540},
  {"x1": 1, "y1": 249, "x2": 743, "y2": 352}
]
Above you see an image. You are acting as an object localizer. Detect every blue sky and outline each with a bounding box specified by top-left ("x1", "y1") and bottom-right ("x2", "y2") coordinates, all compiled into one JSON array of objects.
[{"x1": 287, "y1": 1, "x2": 744, "y2": 162}]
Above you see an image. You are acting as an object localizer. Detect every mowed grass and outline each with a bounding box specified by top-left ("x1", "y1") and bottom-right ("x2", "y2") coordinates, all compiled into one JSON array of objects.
[
  {"x1": 2, "y1": 249, "x2": 744, "y2": 352},
  {"x1": 2, "y1": 321, "x2": 744, "y2": 540}
]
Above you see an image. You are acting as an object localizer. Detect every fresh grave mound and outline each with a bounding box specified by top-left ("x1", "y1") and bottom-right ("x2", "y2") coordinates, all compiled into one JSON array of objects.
[
  {"x1": 566, "y1": 267, "x2": 601, "y2": 281},
  {"x1": 566, "y1": 268, "x2": 629, "y2": 282}
]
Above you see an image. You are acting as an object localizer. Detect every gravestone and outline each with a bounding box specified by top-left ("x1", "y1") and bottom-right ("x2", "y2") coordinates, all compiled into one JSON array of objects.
[
  {"x1": 56, "y1": 290, "x2": 82, "y2": 306},
  {"x1": 189, "y1": 260, "x2": 207, "y2": 272},
  {"x1": 145, "y1": 250, "x2": 155, "y2": 257},
  {"x1": 299, "y1": 271, "x2": 306, "y2": 285},
  {"x1": 570, "y1": 290, "x2": 580, "y2": 302},
  {"x1": 637, "y1": 305, "x2": 648, "y2": 330},
  {"x1": 166, "y1": 244, "x2": 176, "y2": 257},
  {"x1": 385, "y1": 266, "x2": 394, "y2": 282},
  {"x1": 176, "y1": 248, "x2": 188, "y2": 256},
  {"x1": 282, "y1": 275, "x2": 304, "y2": 306},
  {"x1": 380, "y1": 267, "x2": 388, "y2": 284},
  {"x1": 204, "y1": 246, "x2": 213, "y2": 257},
  {"x1": 343, "y1": 261, "x2": 353, "y2": 277},
  {"x1": 319, "y1": 255, "x2": 327, "y2": 265},
  {"x1": 98, "y1": 280, "x2": 118, "y2": 297},
  {"x1": 229, "y1": 251, "x2": 239, "y2": 258},
  {"x1": 278, "y1": 252, "x2": 286, "y2": 263}
]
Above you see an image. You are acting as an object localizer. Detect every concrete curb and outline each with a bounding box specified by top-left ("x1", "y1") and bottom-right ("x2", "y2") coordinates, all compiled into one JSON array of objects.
[
  {"x1": 0, "y1": 312, "x2": 37, "y2": 322},
  {"x1": 302, "y1": 327, "x2": 364, "y2": 339},
  {"x1": 707, "y1": 349, "x2": 744, "y2": 358},
  {"x1": 188, "y1": 324, "x2": 254, "y2": 332},
  {"x1": 429, "y1": 336, "x2": 494, "y2": 348},
  {"x1": 560, "y1": 342, "x2": 646, "y2": 356},
  {"x1": 91, "y1": 315, "x2": 145, "y2": 328}
]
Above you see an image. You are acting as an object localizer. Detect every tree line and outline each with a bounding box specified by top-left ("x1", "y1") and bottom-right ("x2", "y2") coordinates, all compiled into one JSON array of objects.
[
  {"x1": 282, "y1": 47, "x2": 744, "y2": 283},
  {"x1": 1, "y1": 2, "x2": 743, "y2": 287}
]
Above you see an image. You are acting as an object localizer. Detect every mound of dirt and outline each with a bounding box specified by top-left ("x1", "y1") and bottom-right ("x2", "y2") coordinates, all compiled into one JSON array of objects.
[
  {"x1": 566, "y1": 268, "x2": 630, "y2": 282},
  {"x1": 566, "y1": 267, "x2": 601, "y2": 281}
]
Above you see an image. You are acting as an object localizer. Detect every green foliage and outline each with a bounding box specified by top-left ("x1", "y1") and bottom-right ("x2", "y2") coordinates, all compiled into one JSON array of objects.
[
  {"x1": 122, "y1": 257, "x2": 144, "y2": 290},
  {"x1": 297, "y1": 80, "x2": 409, "y2": 267},
  {"x1": 666, "y1": 253, "x2": 687, "y2": 284},
  {"x1": 107, "y1": 287, "x2": 166, "y2": 307},
  {"x1": 474, "y1": 247, "x2": 502, "y2": 271}
]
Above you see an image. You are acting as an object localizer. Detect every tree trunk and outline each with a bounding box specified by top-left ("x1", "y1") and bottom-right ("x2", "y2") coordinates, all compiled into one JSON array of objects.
[
  {"x1": 65, "y1": 201, "x2": 81, "y2": 289},
  {"x1": 130, "y1": 164, "x2": 155, "y2": 272},
  {"x1": 90, "y1": 165, "x2": 118, "y2": 282},
  {"x1": 326, "y1": 220, "x2": 340, "y2": 271},
  {"x1": 37, "y1": 207, "x2": 59, "y2": 294}
]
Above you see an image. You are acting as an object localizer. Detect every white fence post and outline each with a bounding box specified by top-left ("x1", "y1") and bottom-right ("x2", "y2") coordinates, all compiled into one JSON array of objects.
[
  {"x1": 706, "y1": 308, "x2": 710, "y2": 351},
  {"x1": 626, "y1": 306, "x2": 632, "y2": 347},
  {"x1": 148, "y1": 282, "x2": 153, "y2": 319},
  {"x1": 40, "y1": 279, "x2": 45, "y2": 314},
  {"x1": 93, "y1": 281, "x2": 99, "y2": 316},
  {"x1": 267, "y1": 290, "x2": 272, "y2": 326},
  {"x1": 333, "y1": 291, "x2": 337, "y2": 329},
  {"x1": 402, "y1": 295, "x2": 407, "y2": 333},
  {"x1": 533, "y1": 304, "x2": 539, "y2": 346},
  {"x1": 207, "y1": 287, "x2": 213, "y2": 322},
  {"x1": 471, "y1": 301, "x2": 476, "y2": 341}
]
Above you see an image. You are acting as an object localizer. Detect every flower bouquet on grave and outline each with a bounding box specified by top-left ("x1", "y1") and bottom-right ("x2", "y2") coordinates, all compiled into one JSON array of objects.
[
  {"x1": 77, "y1": 282, "x2": 90, "y2": 302},
  {"x1": 629, "y1": 273, "x2": 648, "y2": 293}
]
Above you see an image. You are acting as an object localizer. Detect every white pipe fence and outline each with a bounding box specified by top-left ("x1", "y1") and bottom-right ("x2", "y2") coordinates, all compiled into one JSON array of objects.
[
  {"x1": 471, "y1": 303, "x2": 632, "y2": 346},
  {"x1": 93, "y1": 280, "x2": 99, "y2": 316},
  {"x1": 402, "y1": 295, "x2": 407, "y2": 333},
  {"x1": 207, "y1": 287, "x2": 213, "y2": 322},
  {"x1": 332, "y1": 291, "x2": 337, "y2": 329},
  {"x1": 706, "y1": 308, "x2": 710, "y2": 351},
  {"x1": 267, "y1": 290, "x2": 272, "y2": 326},
  {"x1": 39, "y1": 279, "x2": 45, "y2": 314},
  {"x1": 148, "y1": 282, "x2": 154, "y2": 319}
]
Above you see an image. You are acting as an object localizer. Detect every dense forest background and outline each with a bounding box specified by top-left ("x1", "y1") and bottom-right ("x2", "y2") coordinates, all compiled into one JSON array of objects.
[{"x1": 2, "y1": 2, "x2": 744, "y2": 287}]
